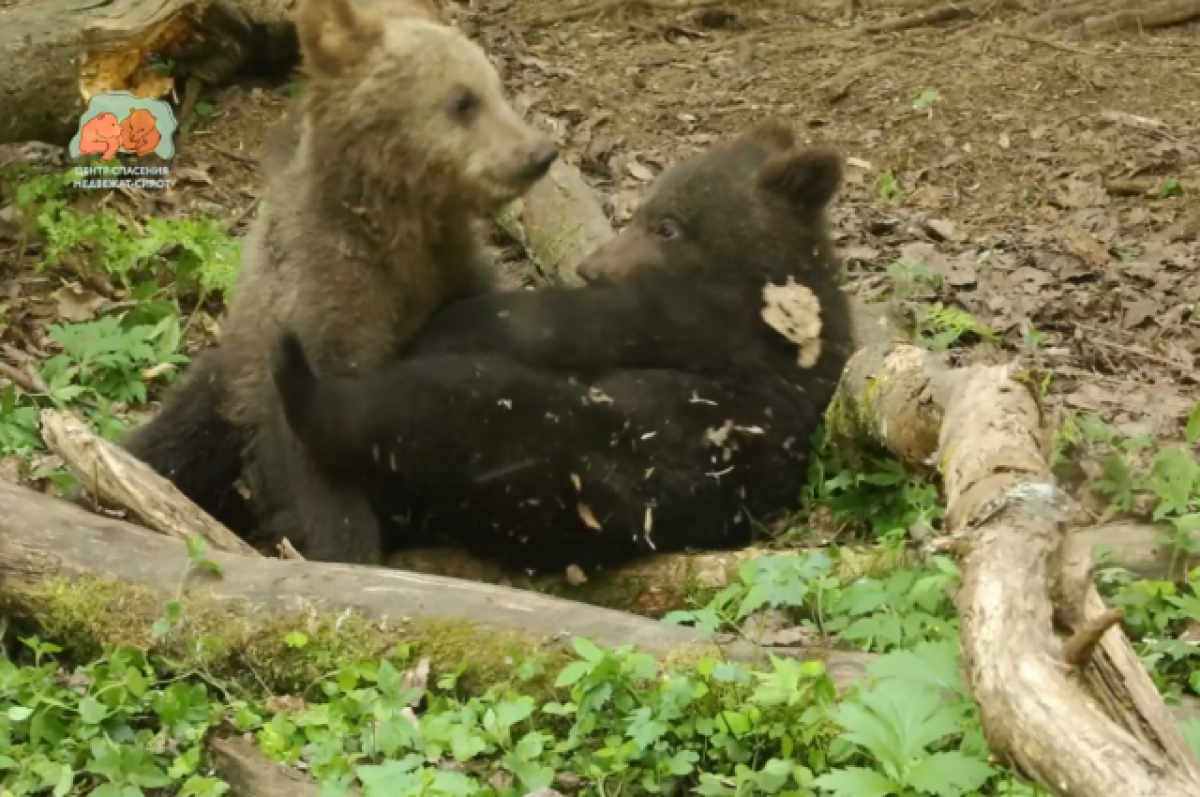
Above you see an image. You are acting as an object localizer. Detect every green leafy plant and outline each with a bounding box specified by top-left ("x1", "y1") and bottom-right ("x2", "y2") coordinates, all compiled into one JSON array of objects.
[
  {"x1": 42, "y1": 314, "x2": 189, "y2": 407},
  {"x1": 0, "y1": 385, "x2": 43, "y2": 456},
  {"x1": 0, "y1": 639, "x2": 226, "y2": 797},
  {"x1": 815, "y1": 677, "x2": 992, "y2": 797},
  {"x1": 804, "y1": 433, "x2": 945, "y2": 544},
  {"x1": 875, "y1": 172, "x2": 903, "y2": 205},
  {"x1": 911, "y1": 89, "x2": 942, "y2": 112},
  {"x1": 914, "y1": 304, "x2": 997, "y2": 352},
  {"x1": 887, "y1": 260, "x2": 943, "y2": 300},
  {"x1": 3, "y1": 164, "x2": 240, "y2": 298}
]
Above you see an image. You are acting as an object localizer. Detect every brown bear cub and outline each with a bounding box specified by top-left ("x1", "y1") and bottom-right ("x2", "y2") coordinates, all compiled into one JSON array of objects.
[
  {"x1": 270, "y1": 121, "x2": 855, "y2": 573},
  {"x1": 122, "y1": 0, "x2": 557, "y2": 561}
]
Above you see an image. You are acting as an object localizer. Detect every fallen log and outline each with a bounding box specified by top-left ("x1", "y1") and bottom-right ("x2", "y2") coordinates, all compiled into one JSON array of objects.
[
  {"x1": 1072, "y1": 0, "x2": 1200, "y2": 38},
  {"x1": 5, "y1": 473, "x2": 1200, "y2": 730},
  {"x1": 830, "y1": 344, "x2": 1200, "y2": 797},
  {"x1": 0, "y1": 0, "x2": 297, "y2": 145},
  {"x1": 210, "y1": 734, "x2": 336, "y2": 797},
  {"x1": 0, "y1": 478, "x2": 876, "y2": 692}
]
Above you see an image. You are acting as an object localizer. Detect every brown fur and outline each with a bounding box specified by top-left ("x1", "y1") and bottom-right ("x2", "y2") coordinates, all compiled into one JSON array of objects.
[{"x1": 124, "y1": 0, "x2": 556, "y2": 562}]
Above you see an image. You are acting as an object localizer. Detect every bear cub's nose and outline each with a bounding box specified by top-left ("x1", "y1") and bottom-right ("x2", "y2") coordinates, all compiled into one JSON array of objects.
[{"x1": 522, "y1": 142, "x2": 559, "y2": 180}]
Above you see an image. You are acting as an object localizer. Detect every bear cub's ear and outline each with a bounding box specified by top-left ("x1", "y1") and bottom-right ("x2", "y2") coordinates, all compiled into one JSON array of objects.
[
  {"x1": 756, "y1": 148, "x2": 843, "y2": 213},
  {"x1": 740, "y1": 118, "x2": 796, "y2": 153},
  {"x1": 297, "y1": 0, "x2": 385, "y2": 79}
]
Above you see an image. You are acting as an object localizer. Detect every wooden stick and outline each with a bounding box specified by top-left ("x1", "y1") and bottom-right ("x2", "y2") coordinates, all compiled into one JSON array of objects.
[{"x1": 39, "y1": 409, "x2": 260, "y2": 557}]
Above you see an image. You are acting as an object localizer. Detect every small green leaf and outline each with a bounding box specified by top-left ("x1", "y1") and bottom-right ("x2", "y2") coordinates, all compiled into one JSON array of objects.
[
  {"x1": 1186, "y1": 402, "x2": 1200, "y2": 445},
  {"x1": 905, "y1": 751, "x2": 995, "y2": 796},
  {"x1": 78, "y1": 696, "x2": 108, "y2": 724},
  {"x1": 571, "y1": 636, "x2": 604, "y2": 663},
  {"x1": 377, "y1": 660, "x2": 401, "y2": 695},
  {"x1": 186, "y1": 536, "x2": 208, "y2": 559},
  {"x1": 180, "y1": 776, "x2": 231, "y2": 797},
  {"x1": 7, "y1": 706, "x2": 34, "y2": 721},
  {"x1": 813, "y1": 767, "x2": 899, "y2": 797},
  {"x1": 284, "y1": 631, "x2": 309, "y2": 649},
  {"x1": 555, "y1": 661, "x2": 590, "y2": 688}
]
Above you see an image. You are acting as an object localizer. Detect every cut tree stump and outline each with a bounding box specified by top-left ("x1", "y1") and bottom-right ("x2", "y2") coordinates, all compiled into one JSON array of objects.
[{"x1": 830, "y1": 344, "x2": 1200, "y2": 797}]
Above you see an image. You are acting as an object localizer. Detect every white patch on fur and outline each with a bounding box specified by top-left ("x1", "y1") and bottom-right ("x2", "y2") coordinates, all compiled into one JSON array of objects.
[{"x1": 761, "y1": 278, "x2": 823, "y2": 368}]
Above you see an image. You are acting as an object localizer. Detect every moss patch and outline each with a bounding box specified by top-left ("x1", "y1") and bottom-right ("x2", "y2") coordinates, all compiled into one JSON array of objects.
[{"x1": 4, "y1": 575, "x2": 587, "y2": 696}]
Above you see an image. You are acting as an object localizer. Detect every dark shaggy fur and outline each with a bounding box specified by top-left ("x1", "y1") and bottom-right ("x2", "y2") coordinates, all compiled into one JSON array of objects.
[
  {"x1": 121, "y1": 0, "x2": 557, "y2": 560},
  {"x1": 270, "y1": 121, "x2": 856, "y2": 573}
]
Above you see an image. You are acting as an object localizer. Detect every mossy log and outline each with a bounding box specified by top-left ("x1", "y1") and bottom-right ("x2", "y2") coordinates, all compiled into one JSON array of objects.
[
  {"x1": 0, "y1": 478, "x2": 876, "y2": 693},
  {"x1": 0, "y1": 0, "x2": 297, "y2": 145},
  {"x1": 829, "y1": 344, "x2": 1200, "y2": 797}
]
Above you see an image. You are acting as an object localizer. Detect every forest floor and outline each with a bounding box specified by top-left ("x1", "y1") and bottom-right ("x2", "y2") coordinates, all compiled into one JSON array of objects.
[{"x1": 0, "y1": 0, "x2": 1198, "y2": 501}]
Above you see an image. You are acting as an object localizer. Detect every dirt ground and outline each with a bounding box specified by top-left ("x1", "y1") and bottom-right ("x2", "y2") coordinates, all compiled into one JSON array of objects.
[
  {"x1": 204, "y1": 1, "x2": 1200, "y2": 434},
  {"x1": 2, "y1": 0, "x2": 1199, "y2": 481}
]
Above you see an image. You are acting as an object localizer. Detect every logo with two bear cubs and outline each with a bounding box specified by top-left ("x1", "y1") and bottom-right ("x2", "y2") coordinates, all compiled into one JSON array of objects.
[
  {"x1": 70, "y1": 91, "x2": 178, "y2": 161},
  {"x1": 68, "y1": 91, "x2": 178, "y2": 189}
]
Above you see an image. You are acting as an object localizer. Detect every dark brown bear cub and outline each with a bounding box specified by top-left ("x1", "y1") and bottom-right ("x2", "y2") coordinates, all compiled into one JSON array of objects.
[{"x1": 271, "y1": 121, "x2": 854, "y2": 573}]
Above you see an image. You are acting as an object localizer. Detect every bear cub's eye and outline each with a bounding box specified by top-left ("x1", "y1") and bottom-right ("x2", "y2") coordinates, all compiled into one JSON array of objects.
[
  {"x1": 655, "y1": 218, "x2": 682, "y2": 241},
  {"x1": 447, "y1": 88, "x2": 481, "y2": 122}
]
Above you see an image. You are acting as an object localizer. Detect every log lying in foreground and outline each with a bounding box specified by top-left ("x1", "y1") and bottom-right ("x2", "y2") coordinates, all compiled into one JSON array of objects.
[
  {"x1": 4, "y1": 473, "x2": 1200, "y2": 723},
  {"x1": 210, "y1": 734, "x2": 334, "y2": 797},
  {"x1": 0, "y1": 478, "x2": 875, "y2": 690},
  {"x1": 830, "y1": 345, "x2": 1200, "y2": 797}
]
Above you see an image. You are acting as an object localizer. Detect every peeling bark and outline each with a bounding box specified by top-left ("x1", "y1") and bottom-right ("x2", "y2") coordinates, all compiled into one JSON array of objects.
[
  {"x1": 40, "y1": 409, "x2": 260, "y2": 556},
  {"x1": 830, "y1": 344, "x2": 1200, "y2": 797}
]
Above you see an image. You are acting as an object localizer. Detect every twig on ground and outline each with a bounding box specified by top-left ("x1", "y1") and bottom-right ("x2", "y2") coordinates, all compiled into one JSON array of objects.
[
  {"x1": 0, "y1": 360, "x2": 48, "y2": 395},
  {"x1": 1019, "y1": 0, "x2": 1125, "y2": 33},
  {"x1": 1105, "y1": 177, "x2": 1197, "y2": 196},
  {"x1": 1071, "y1": 0, "x2": 1200, "y2": 38},
  {"x1": 531, "y1": 0, "x2": 724, "y2": 27},
  {"x1": 992, "y1": 29, "x2": 1095, "y2": 56},
  {"x1": 1076, "y1": 325, "x2": 1193, "y2": 372},
  {"x1": 39, "y1": 410, "x2": 260, "y2": 557},
  {"x1": 857, "y1": 0, "x2": 1020, "y2": 35},
  {"x1": 207, "y1": 143, "x2": 259, "y2": 167},
  {"x1": 178, "y1": 76, "x2": 204, "y2": 131},
  {"x1": 817, "y1": 47, "x2": 931, "y2": 103}
]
